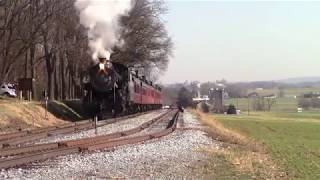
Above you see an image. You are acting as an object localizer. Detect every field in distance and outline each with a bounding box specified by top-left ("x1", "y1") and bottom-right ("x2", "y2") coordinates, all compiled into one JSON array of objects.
[
  {"x1": 226, "y1": 87, "x2": 320, "y2": 112},
  {"x1": 247, "y1": 87, "x2": 320, "y2": 97}
]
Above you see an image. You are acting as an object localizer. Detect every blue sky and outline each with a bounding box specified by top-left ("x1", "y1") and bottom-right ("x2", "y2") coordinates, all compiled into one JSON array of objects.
[{"x1": 160, "y1": 1, "x2": 320, "y2": 83}]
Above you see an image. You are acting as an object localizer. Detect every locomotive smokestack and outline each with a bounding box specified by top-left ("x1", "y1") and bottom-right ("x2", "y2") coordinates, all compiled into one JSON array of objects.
[
  {"x1": 98, "y1": 57, "x2": 106, "y2": 70},
  {"x1": 99, "y1": 57, "x2": 107, "y2": 63}
]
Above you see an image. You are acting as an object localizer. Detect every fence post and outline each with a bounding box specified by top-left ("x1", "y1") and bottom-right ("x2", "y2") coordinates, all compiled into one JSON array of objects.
[{"x1": 94, "y1": 116, "x2": 98, "y2": 134}]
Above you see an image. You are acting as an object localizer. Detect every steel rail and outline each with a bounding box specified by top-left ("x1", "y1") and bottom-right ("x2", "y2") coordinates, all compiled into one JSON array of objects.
[
  {"x1": 0, "y1": 110, "x2": 179, "y2": 169},
  {"x1": 0, "y1": 110, "x2": 161, "y2": 148},
  {"x1": 0, "y1": 110, "x2": 172, "y2": 157}
]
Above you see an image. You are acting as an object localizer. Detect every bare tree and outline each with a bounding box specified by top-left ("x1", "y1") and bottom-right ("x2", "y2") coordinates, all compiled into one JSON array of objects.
[
  {"x1": 252, "y1": 98, "x2": 265, "y2": 111},
  {"x1": 265, "y1": 97, "x2": 276, "y2": 111},
  {"x1": 37, "y1": 0, "x2": 89, "y2": 100},
  {"x1": 1, "y1": 0, "x2": 172, "y2": 101},
  {"x1": 112, "y1": 0, "x2": 173, "y2": 80},
  {"x1": 0, "y1": 0, "x2": 31, "y2": 83}
]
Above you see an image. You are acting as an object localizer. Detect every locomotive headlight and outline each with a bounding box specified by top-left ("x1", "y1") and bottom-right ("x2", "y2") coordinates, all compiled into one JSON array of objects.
[
  {"x1": 99, "y1": 63, "x2": 105, "y2": 70},
  {"x1": 106, "y1": 60, "x2": 112, "y2": 69}
]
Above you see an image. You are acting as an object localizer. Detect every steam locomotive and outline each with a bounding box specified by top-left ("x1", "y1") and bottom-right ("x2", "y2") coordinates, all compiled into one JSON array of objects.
[{"x1": 83, "y1": 57, "x2": 162, "y2": 119}]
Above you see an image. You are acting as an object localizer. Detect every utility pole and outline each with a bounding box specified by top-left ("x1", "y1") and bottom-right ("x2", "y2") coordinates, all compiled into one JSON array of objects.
[
  {"x1": 247, "y1": 97, "x2": 250, "y2": 115},
  {"x1": 236, "y1": 98, "x2": 239, "y2": 109}
]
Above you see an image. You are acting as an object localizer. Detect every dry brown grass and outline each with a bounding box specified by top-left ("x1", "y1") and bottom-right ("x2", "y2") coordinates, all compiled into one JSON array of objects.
[
  {"x1": 0, "y1": 100, "x2": 67, "y2": 132},
  {"x1": 190, "y1": 109, "x2": 288, "y2": 179},
  {"x1": 198, "y1": 147, "x2": 287, "y2": 179},
  {"x1": 190, "y1": 109, "x2": 263, "y2": 152}
]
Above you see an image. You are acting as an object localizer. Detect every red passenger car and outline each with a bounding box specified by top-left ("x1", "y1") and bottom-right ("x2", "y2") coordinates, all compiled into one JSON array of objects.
[{"x1": 129, "y1": 73, "x2": 162, "y2": 112}]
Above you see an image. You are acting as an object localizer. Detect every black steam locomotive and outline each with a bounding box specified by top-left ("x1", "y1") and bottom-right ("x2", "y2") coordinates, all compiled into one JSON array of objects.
[{"x1": 83, "y1": 57, "x2": 162, "y2": 119}]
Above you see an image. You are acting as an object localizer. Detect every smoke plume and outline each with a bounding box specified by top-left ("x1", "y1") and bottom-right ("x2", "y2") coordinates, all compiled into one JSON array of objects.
[{"x1": 75, "y1": 0, "x2": 131, "y2": 61}]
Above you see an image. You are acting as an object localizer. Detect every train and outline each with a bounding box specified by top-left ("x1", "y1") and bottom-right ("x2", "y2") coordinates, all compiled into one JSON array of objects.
[{"x1": 83, "y1": 57, "x2": 162, "y2": 119}]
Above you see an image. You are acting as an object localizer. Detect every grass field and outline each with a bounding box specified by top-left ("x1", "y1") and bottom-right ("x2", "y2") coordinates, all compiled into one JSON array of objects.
[
  {"x1": 226, "y1": 97, "x2": 299, "y2": 112},
  {"x1": 226, "y1": 87, "x2": 320, "y2": 112},
  {"x1": 214, "y1": 112, "x2": 320, "y2": 179}
]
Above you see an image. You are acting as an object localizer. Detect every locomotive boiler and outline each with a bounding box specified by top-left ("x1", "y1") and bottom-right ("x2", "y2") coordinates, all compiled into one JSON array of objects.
[{"x1": 83, "y1": 57, "x2": 162, "y2": 119}]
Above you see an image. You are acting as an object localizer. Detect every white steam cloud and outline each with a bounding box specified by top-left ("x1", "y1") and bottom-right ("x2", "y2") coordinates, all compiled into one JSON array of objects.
[{"x1": 75, "y1": 0, "x2": 131, "y2": 61}]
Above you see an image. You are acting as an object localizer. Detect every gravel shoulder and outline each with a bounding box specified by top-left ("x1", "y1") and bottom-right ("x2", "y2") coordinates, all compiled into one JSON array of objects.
[{"x1": 1, "y1": 110, "x2": 221, "y2": 179}]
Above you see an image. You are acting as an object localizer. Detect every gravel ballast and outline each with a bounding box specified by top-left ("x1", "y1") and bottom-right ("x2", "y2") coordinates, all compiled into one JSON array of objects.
[
  {"x1": 1, "y1": 111, "x2": 220, "y2": 179},
  {"x1": 32, "y1": 110, "x2": 166, "y2": 145}
]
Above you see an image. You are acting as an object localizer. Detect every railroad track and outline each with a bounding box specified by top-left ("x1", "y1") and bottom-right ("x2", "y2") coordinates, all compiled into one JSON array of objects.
[
  {"x1": 0, "y1": 110, "x2": 172, "y2": 157},
  {"x1": 0, "y1": 110, "x2": 160, "y2": 148},
  {"x1": 0, "y1": 109, "x2": 179, "y2": 169}
]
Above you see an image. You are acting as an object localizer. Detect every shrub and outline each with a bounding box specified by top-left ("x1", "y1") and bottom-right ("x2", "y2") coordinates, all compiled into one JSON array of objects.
[
  {"x1": 227, "y1": 104, "x2": 237, "y2": 114},
  {"x1": 201, "y1": 102, "x2": 209, "y2": 113},
  {"x1": 177, "y1": 87, "x2": 193, "y2": 107}
]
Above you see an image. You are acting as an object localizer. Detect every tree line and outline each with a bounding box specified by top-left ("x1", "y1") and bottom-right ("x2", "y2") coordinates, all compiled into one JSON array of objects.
[{"x1": 0, "y1": 0, "x2": 172, "y2": 100}]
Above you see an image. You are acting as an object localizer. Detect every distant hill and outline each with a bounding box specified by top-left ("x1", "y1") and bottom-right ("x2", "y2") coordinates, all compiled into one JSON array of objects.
[{"x1": 277, "y1": 77, "x2": 320, "y2": 84}]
